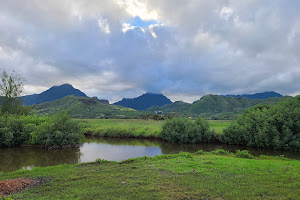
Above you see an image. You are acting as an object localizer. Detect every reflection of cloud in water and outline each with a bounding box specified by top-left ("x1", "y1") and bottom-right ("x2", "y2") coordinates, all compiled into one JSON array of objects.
[{"x1": 80, "y1": 143, "x2": 162, "y2": 162}]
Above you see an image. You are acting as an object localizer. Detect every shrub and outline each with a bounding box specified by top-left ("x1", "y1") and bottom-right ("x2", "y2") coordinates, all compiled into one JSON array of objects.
[
  {"x1": 194, "y1": 150, "x2": 205, "y2": 155},
  {"x1": 235, "y1": 150, "x2": 254, "y2": 159},
  {"x1": 152, "y1": 114, "x2": 164, "y2": 120},
  {"x1": 160, "y1": 117, "x2": 215, "y2": 143},
  {"x1": 95, "y1": 158, "x2": 109, "y2": 164},
  {"x1": 0, "y1": 114, "x2": 47, "y2": 147},
  {"x1": 211, "y1": 149, "x2": 231, "y2": 155},
  {"x1": 178, "y1": 152, "x2": 193, "y2": 158},
  {"x1": 31, "y1": 111, "x2": 83, "y2": 148},
  {"x1": 221, "y1": 97, "x2": 300, "y2": 151}
]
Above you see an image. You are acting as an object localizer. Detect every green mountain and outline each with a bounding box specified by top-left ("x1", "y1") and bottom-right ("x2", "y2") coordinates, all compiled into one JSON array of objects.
[
  {"x1": 33, "y1": 95, "x2": 144, "y2": 119},
  {"x1": 22, "y1": 84, "x2": 88, "y2": 106},
  {"x1": 147, "y1": 95, "x2": 289, "y2": 119},
  {"x1": 114, "y1": 93, "x2": 172, "y2": 110}
]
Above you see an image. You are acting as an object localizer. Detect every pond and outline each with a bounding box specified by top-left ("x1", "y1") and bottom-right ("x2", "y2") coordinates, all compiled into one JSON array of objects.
[{"x1": 1, "y1": 137, "x2": 300, "y2": 172}]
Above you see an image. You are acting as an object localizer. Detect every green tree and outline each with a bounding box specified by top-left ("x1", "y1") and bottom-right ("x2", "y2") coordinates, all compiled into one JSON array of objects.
[
  {"x1": 221, "y1": 97, "x2": 300, "y2": 151},
  {"x1": 160, "y1": 117, "x2": 215, "y2": 143},
  {"x1": 0, "y1": 69, "x2": 29, "y2": 115}
]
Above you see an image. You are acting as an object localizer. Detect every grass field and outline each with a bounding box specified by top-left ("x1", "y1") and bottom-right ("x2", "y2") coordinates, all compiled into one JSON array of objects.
[
  {"x1": 77, "y1": 119, "x2": 231, "y2": 138},
  {"x1": 77, "y1": 119, "x2": 164, "y2": 138},
  {"x1": 209, "y1": 120, "x2": 232, "y2": 135},
  {"x1": 2, "y1": 151, "x2": 300, "y2": 200}
]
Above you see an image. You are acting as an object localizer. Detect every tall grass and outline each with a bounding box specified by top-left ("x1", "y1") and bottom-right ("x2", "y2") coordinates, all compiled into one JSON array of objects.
[
  {"x1": 209, "y1": 120, "x2": 232, "y2": 135},
  {"x1": 77, "y1": 119, "x2": 164, "y2": 138},
  {"x1": 77, "y1": 119, "x2": 231, "y2": 139}
]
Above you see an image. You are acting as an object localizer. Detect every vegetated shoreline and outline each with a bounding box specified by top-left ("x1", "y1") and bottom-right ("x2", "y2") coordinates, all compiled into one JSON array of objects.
[
  {"x1": 20, "y1": 143, "x2": 82, "y2": 149},
  {"x1": 78, "y1": 118, "x2": 300, "y2": 152},
  {"x1": 1, "y1": 151, "x2": 299, "y2": 200},
  {"x1": 78, "y1": 118, "x2": 229, "y2": 138}
]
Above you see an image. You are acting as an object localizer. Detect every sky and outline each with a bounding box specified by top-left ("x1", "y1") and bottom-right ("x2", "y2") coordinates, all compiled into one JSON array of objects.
[{"x1": 0, "y1": 0, "x2": 299, "y2": 103}]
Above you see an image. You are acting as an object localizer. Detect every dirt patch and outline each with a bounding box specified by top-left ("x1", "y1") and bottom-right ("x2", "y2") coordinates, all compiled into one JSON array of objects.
[{"x1": 0, "y1": 178, "x2": 43, "y2": 196}]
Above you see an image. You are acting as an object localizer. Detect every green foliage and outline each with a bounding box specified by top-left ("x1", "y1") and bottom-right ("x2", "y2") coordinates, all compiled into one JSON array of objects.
[
  {"x1": 235, "y1": 150, "x2": 255, "y2": 159},
  {"x1": 2, "y1": 152, "x2": 300, "y2": 200},
  {"x1": 194, "y1": 149, "x2": 205, "y2": 155},
  {"x1": 33, "y1": 95, "x2": 144, "y2": 119},
  {"x1": 95, "y1": 158, "x2": 110, "y2": 164},
  {"x1": 222, "y1": 97, "x2": 300, "y2": 151},
  {"x1": 211, "y1": 149, "x2": 232, "y2": 155},
  {"x1": 160, "y1": 117, "x2": 215, "y2": 143},
  {"x1": 1, "y1": 196, "x2": 14, "y2": 200},
  {"x1": 147, "y1": 94, "x2": 287, "y2": 119},
  {"x1": 0, "y1": 70, "x2": 31, "y2": 115},
  {"x1": 78, "y1": 119, "x2": 163, "y2": 138},
  {"x1": 152, "y1": 114, "x2": 164, "y2": 120},
  {"x1": 31, "y1": 111, "x2": 83, "y2": 148},
  {"x1": 0, "y1": 115, "x2": 47, "y2": 147}
]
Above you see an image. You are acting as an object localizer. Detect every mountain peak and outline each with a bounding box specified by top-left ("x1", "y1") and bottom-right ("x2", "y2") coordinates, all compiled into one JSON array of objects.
[
  {"x1": 114, "y1": 92, "x2": 172, "y2": 110},
  {"x1": 22, "y1": 84, "x2": 87, "y2": 106},
  {"x1": 56, "y1": 83, "x2": 73, "y2": 87}
]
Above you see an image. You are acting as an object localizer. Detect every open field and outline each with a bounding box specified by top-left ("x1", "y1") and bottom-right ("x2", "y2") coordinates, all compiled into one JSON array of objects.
[
  {"x1": 2, "y1": 151, "x2": 300, "y2": 200},
  {"x1": 77, "y1": 119, "x2": 164, "y2": 138},
  {"x1": 77, "y1": 119, "x2": 231, "y2": 138}
]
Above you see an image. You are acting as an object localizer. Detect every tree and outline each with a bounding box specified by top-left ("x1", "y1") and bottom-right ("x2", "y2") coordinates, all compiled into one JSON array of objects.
[{"x1": 0, "y1": 69, "x2": 27, "y2": 115}]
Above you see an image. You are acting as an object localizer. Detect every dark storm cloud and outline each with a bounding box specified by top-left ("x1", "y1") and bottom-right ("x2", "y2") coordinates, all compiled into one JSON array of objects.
[{"x1": 0, "y1": 0, "x2": 299, "y2": 102}]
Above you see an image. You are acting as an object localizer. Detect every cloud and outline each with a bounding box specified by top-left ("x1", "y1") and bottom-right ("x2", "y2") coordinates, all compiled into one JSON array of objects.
[{"x1": 0, "y1": 0, "x2": 299, "y2": 103}]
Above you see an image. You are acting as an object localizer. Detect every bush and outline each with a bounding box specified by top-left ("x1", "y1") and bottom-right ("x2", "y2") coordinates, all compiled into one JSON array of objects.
[
  {"x1": 211, "y1": 149, "x2": 231, "y2": 155},
  {"x1": 31, "y1": 112, "x2": 83, "y2": 148},
  {"x1": 235, "y1": 150, "x2": 254, "y2": 159},
  {"x1": 0, "y1": 114, "x2": 47, "y2": 147},
  {"x1": 95, "y1": 158, "x2": 109, "y2": 164},
  {"x1": 160, "y1": 117, "x2": 215, "y2": 143},
  {"x1": 194, "y1": 150, "x2": 205, "y2": 155},
  {"x1": 221, "y1": 97, "x2": 300, "y2": 151}
]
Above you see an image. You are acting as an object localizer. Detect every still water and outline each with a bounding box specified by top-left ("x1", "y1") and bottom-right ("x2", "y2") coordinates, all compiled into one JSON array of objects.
[{"x1": 1, "y1": 137, "x2": 300, "y2": 172}]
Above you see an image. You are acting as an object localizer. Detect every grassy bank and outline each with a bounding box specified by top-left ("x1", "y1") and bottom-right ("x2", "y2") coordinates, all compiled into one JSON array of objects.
[
  {"x1": 2, "y1": 151, "x2": 300, "y2": 199},
  {"x1": 77, "y1": 119, "x2": 164, "y2": 138},
  {"x1": 77, "y1": 119, "x2": 231, "y2": 138}
]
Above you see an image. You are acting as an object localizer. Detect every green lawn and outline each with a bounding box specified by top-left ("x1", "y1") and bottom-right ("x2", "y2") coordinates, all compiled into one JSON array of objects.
[
  {"x1": 2, "y1": 152, "x2": 300, "y2": 199},
  {"x1": 77, "y1": 119, "x2": 231, "y2": 138}
]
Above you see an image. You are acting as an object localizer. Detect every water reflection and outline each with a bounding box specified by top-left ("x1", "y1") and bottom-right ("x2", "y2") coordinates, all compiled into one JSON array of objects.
[
  {"x1": 0, "y1": 147, "x2": 81, "y2": 172},
  {"x1": 1, "y1": 137, "x2": 300, "y2": 173},
  {"x1": 80, "y1": 141, "x2": 161, "y2": 162}
]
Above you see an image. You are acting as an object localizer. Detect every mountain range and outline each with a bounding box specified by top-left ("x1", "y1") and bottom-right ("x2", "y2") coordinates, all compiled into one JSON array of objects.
[
  {"x1": 147, "y1": 95, "x2": 290, "y2": 119},
  {"x1": 33, "y1": 95, "x2": 143, "y2": 119},
  {"x1": 221, "y1": 91, "x2": 283, "y2": 99},
  {"x1": 18, "y1": 83, "x2": 289, "y2": 119}
]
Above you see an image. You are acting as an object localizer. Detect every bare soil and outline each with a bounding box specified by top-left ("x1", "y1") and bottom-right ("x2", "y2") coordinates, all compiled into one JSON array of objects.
[{"x1": 0, "y1": 178, "x2": 43, "y2": 196}]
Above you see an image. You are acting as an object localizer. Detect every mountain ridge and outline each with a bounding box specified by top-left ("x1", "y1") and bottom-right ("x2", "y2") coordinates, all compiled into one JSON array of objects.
[
  {"x1": 221, "y1": 91, "x2": 283, "y2": 99},
  {"x1": 147, "y1": 94, "x2": 290, "y2": 119},
  {"x1": 114, "y1": 93, "x2": 173, "y2": 111},
  {"x1": 33, "y1": 95, "x2": 143, "y2": 119},
  {"x1": 22, "y1": 84, "x2": 88, "y2": 106}
]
